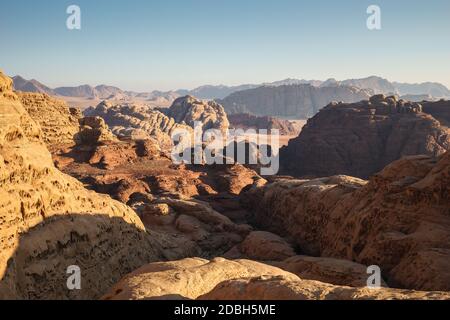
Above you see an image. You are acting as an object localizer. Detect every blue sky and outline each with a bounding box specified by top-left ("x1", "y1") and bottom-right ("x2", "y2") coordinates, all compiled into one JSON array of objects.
[{"x1": 1, "y1": 0, "x2": 449, "y2": 91}]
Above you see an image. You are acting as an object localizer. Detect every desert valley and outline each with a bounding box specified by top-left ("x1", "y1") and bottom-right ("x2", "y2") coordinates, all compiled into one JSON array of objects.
[
  {"x1": 0, "y1": 69, "x2": 449, "y2": 300},
  {"x1": 1, "y1": 1, "x2": 450, "y2": 306}
]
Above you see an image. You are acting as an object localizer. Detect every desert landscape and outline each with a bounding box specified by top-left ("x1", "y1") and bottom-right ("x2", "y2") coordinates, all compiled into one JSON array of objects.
[
  {"x1": 1, "y1": 68, "x2": 449, "y2": 301},
  {"x1": 1, "y1": 0, "x2": 449, "y2": 308}
]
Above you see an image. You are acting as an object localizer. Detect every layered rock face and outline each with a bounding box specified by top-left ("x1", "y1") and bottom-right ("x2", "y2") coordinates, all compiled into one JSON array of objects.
[
  {"x1": 17, "y1": 92, "x2": 81, "y2": 146},
  {"x1": 242, "y1": 153, "x2": 450, "y2": 291},
  {"x1": 0, "y1": 72, "x2": 162, "y2": 299},
  {"x1": 103, "y1": 257, "x2": 450, "y2": 300},
  {"x1": 228, "y1": 113, "x2": 299, "y2": 135},
  {"x1": 218, "y1": 84, "x2": 372, "y2": 118},
  {"x1": 280, "y1": 95, "x2": 450, "y2": 179}
]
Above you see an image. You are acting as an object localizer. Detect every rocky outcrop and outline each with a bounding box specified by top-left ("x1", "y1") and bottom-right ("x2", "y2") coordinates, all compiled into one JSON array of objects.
[
  {"x1": 271, "y1": 256, "x2": 386, "y2": 288},
  {"x1": 136, "y1": 198, "x2": 251, "y2": 260},
  {"x1": 18, "y1": 92, "x2": 81, "y2": 146},
  {"x1": 102, "y1": 258, "x2": 450, "y2": 300},
  {"x1": 102, "y1": 257, "x2": 298, "y2": 300},
  {"x1": 228, "y1": 113, "x2": 299, "y2": 135},
  {"x1": 77, "y1": 116, "x2": 117, "y2": 145},
  {"x1": 224, "y1": 231, "x2": 296, "y2": 261},
  {"x1": 422, "y1": 100, "x2": 450, "y2": 127},
  {"x1": 201, "y1": 275, "x2": 450, "y2": 300},
  {"x1": 218, "y1": 84, "x2": 372, "y2": 118},
  {"x1": 0, "y1": 71, "x2": 162, "y2": 299},
  {"x1": 280, "y1": 95, "x2": 450, "y2": 179},
  {"x1": 165, "y1": 95, "x2": 229, "y2": 133},
  {"x1": 18, "y1": 92, "x2": 119, "y2": 147},
  {"x1": 84, "y1": 101, "x2": 192, "y2": 148},
  {"x1": 53, "y1": 139, "x2": 261, "y2": 260},
  {"x1": 242, "y1": 153, "x2": 450, "y2": 291}
]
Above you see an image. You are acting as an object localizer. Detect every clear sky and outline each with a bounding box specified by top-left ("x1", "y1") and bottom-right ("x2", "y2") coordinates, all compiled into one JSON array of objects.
[{"x1": 1, "y1": 0, "x2": 449, "y2": 91}]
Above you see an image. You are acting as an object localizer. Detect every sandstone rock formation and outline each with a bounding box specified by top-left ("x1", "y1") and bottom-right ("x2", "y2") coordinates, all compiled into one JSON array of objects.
[
  {"x1": 224, "y1": 231, "x2": 296, "y2": 261},
  {"x1": 137, "y1": 198, "x2": 251, "y2": 260},
  {"x1": 18, "y1": 92, "x2": 81, "y2": 146},
  {"x1": 242, "y1": 153, "x2": 450, "y2": 291},
  {"x1": 228, "y1": 113, "x2": 299, "y2": 135},
  {"x1": 422, "y1": 99, "x2": 450, "y2": 127},
  {"x1": 8, "y1": 68, "x2": 450, "y2": 300},
  {"x1": 164, "y1": 95, "x2": 229, "y2": 133},
  {"x1": 77, "y1": 116, "x2": 117, "y2": 145},
  {"x1": 52, "y1": 133, "x2": 264, "y2": 261},
  {"x1": 218, "y1": 84, "x2": 372, "y2": 118},
  {"x1": 201, "y1": 275, "x2": 450, "y2": 300},
  {"x1": 84, "y1": 101, "x2": 192, "y2": 148},
  {"x1": 102, "y1": 257, "x2": 450, "y2": 300},
  {"x1": 280, "y1": 95, "x2": 450, "y2": 179},
  {"x1": 0, "y1": 71, "x2": 162, "y2": 299},
  {"x1": 271, "y1": 256, "x2": 386, "y2": 288},
  {"x1": 100, "y1": 257, "x2": 299, "y2": 300}
]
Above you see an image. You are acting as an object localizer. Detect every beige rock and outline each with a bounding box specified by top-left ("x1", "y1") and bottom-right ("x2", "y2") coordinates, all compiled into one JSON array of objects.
[
  {"x1": 0, "y1": 71, "x2": 162, "y2": 299},
  {"x1": 225, "y1": 231, "x2": 296, "y2": 261},
  {"x1": 18, "y1": 92, "x2": 80, "y2": 146},
  {"x1": 102, "y1": 257, "x2": 450, "y2": 300},
  {"x1": 167, "y1": 95, "x2": 229, "y2": 134},
  {"x1": 77, "y1": 116, "x2": 117, "y2": 144},
  {"x1": 102, "y1": 257, "x2": 299, "y2": 300},
  {"x1": 83, "y1": 101, "x2": 192, "y2": 149},
  {"x1": 201, "y1": 275, "x2": 450, "y2": 300},
  {"x1": 272, "y1": 255, "x2": 387, "y2": 287}
]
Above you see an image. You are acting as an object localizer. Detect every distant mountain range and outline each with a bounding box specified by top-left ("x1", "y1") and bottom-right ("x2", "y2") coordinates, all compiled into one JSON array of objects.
[
  {"x1": 12, "y1": 75, "x2": 450, "y2": 103},
  {"x1": 12, "y1": 76, "x2": 56, "y2": 95}
]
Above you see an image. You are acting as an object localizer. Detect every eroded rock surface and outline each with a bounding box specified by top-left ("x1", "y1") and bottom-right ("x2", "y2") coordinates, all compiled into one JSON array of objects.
[
  {"x1": 0, "y1": 71, "x2": 162, "y2": 299},
  {"x1": 165, "y1": 95, "x2": 229, "y2": 133},
  {"x1": 242, "y1": 153, "x2": 450, "y2": 291},
  {"x1": 201, "y1": 275, "x2": 450, "y2": 300},
  {"x1": 18, "y1": 92, "x2": 81, "y2": 146},
  {"x1": 84, "y1": 101, "x2": 192, "y2": 148},
  {"x1": 271, "y1": 256, "x2": 386, "y2": 288},
  {"x1": 224, "y1": 231, "x2": 296, "y2": 261},
  {"x1": 102, "y1": 258, "x2": 450, "y2": 300},
  {"x1": 280, "y1": 95, "x2": 450, "y2": 179}
]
